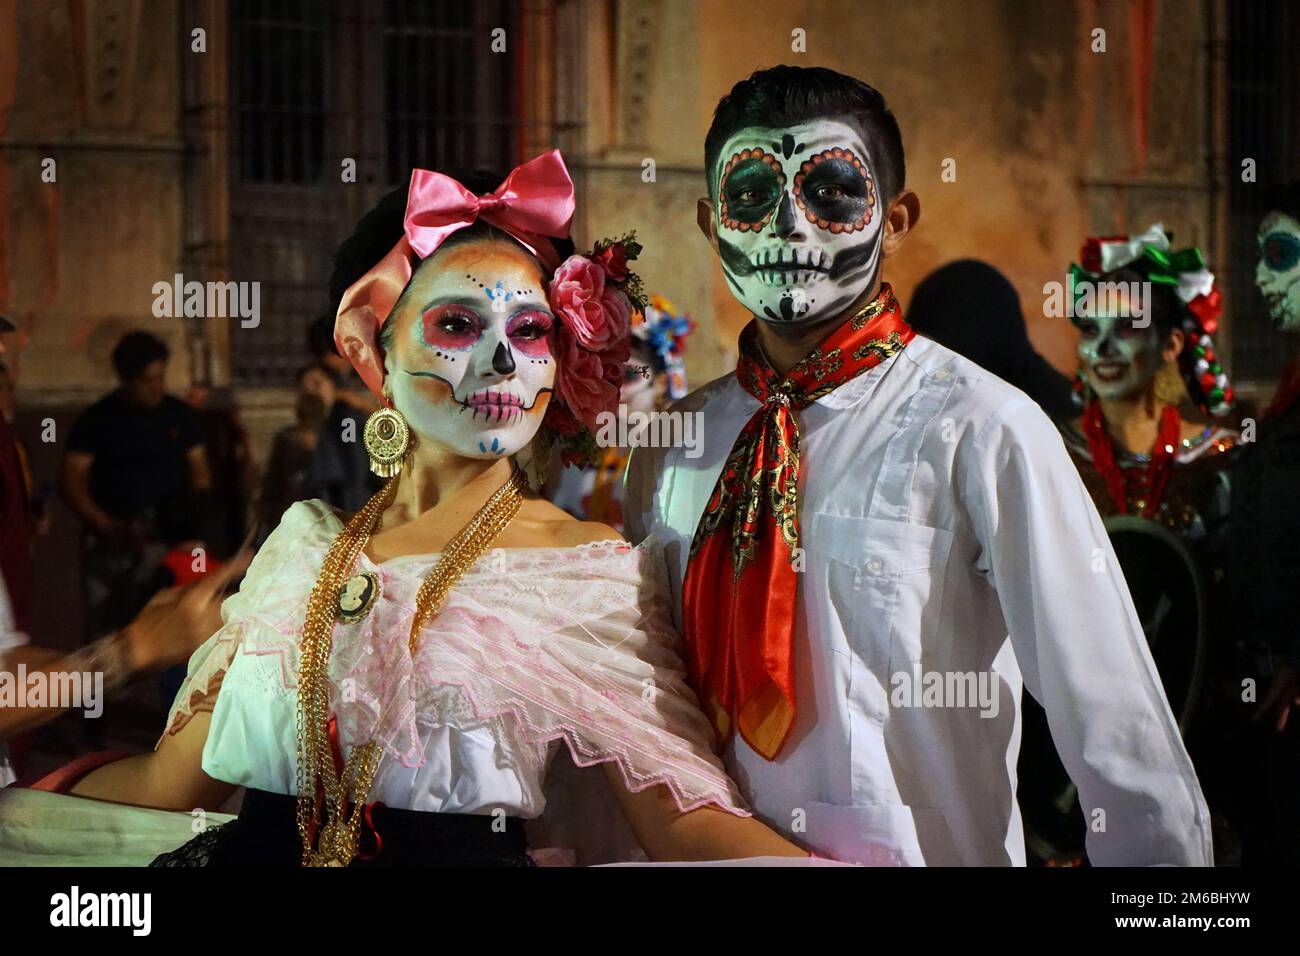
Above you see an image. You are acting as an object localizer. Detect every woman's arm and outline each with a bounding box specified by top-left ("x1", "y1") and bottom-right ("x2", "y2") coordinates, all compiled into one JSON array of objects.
[
  {"x1": 600, "y1": 765, "x2": 808, "y2": 861},
  {"x1": 69, "y1": 711, "x2": 236, "y2": 812}
]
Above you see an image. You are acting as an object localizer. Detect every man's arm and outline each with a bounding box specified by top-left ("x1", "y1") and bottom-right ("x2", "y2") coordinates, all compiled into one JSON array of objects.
[
  {"x1": 59, "y1": 451, "x2": 116, "y2": 535},
  {"x1": 959, "y1": 398, "x2": 1212, "y2": 866},
  {"x1": 186, "y1": 443, "x2": 212, "y2": 494}
]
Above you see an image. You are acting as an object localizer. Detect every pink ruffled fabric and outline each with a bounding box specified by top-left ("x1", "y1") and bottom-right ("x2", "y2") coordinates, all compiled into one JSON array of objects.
[{"x1": 161, "y1": 500, "x2": 749, "y2": 820}]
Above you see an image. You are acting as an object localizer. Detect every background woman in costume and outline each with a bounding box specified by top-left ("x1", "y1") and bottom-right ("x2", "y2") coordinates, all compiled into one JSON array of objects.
[
  {"x1": 56, "y1": 154, "x2": 806, "y2": 866},
  {"x1": 1019, "y1": 224, "x2": 1241, "y2": 864},
  {"x1": 1225, "y1": 207, "x2": 1300, "y2": 865},
  {"x1": 547, "y1": 295, "x2": 693, "y2": 531}
]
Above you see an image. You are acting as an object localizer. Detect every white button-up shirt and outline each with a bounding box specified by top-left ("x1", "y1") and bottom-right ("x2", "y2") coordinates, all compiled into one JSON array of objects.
[{"x1": 626, "y1": 335, "x2": 1211, "y2": 866}]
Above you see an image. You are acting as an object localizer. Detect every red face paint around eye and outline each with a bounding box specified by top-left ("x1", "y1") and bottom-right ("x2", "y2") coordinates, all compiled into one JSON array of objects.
[
  {"x1": 506, "y1": 310, "x2": 555, "y2": 357},
  {"x1": 422, "y1": 305, "x2": 482, "y2": 351}
]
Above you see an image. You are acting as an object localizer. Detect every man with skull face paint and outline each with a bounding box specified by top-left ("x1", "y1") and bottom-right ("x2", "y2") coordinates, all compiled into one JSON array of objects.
[
  {"x1": 627, "y1": 66, "x2": 1210, "y2": 866},
  {"x1": 1225, "y1": 207, "x2": 1300, "y2": 865}
]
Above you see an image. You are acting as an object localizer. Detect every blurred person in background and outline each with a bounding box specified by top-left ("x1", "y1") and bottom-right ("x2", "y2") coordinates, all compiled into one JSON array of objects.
[
  {"x1": 547, "y1": 294, "x2": 693, "y2": 532},
  {"x1": 0, "y1": 558, "x2": 246, "y2": 788},
  {"x1": 60, "y1": 331, "x2": 212, "y2": 741},
  {"x1": 906, "y1": 259, "x2": 1076, "y2": 423},
  {"x1": 257, "y1": 363, "x2": 331, "y2": 538},
  {"x1": 1227, "y1": 206, "x2": 1300, "y2": 865},
  {"x1": 299, "y1": 356, "x2": 379, "y2": 516},
  {"x1": 0, "y1": 315, "x2": 34, "y2": 635},
  {"x1": 1023, "y1": 227, "x2": 1239, "y2": 863}
]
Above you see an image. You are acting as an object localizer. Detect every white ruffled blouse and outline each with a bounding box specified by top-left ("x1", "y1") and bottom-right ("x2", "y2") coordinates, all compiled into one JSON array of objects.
[{"x1": 161, "y1": 500, "x2": 747, "y2": 826}]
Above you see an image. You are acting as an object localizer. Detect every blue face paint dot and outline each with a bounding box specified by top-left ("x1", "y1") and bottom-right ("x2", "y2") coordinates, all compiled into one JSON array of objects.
[{"x1": 478, "y1": 441, "x2": 487, "y2": 453}]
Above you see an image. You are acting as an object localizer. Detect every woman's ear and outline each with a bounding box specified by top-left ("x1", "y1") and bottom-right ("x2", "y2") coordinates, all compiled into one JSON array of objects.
[
  {"x1": 881, "y1": 190, "x2": 921, "y2": 259},
  {"x1": 1162, "y1": 326, "x2": 1185, "y2": 364}
]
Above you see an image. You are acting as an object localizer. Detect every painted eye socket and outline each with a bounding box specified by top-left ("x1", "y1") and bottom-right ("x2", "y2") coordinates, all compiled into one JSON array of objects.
[
  {"x1": 718, "y1": 149, "x2": 785, "y2": 232},
  {"x1": 1076, "y1": 320, "x2": 1101, "y2": 339},
  {"x1": 507, "y1": 311, "x2": 553, "y2": 339},
  {"x1": 422, "y1": 305, "x2": 482, "y2": 350},
  {"x1": 793, "y1": 150, "x2": 874, "y2": 232},
  {"x1": 723, "y1": 161, "x2": 782, "y2": 215},
  {"x1": 439, "y1": 312, "x2": 476, "y2": 334},
  {"x1": 1263, "y1": 234, "x2": 1300, "y2": 271}
]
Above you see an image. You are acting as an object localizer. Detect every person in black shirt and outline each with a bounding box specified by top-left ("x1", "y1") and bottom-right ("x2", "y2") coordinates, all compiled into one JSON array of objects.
[{"x1": 60, "y1": 332, "x2": 211, "y2": 648}]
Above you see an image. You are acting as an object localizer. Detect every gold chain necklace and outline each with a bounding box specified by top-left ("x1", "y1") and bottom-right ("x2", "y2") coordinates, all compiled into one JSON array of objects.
[{"x1": 295, "y1": 462, "x2": 528, "y2": 866}]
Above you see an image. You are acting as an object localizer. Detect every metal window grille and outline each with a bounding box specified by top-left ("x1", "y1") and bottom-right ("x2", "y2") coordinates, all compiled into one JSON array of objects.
[
  {"x1": 225, "y1": 0, "x2": 526, "y2": 386},
  {"x1": 1226, "y1": 0, "x2": 1300, "y2": 388}
]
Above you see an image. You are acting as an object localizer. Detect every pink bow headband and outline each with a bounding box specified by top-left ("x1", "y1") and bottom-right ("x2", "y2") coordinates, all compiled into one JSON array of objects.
[{"x1": 333, "y1": 150, "x2": 577, "y2": 400}]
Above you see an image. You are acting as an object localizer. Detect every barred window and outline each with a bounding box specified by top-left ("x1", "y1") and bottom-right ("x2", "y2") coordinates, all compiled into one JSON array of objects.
[
  {"x1": 1226, "y1": 0, "x2": 1300, "y2": 389},
  {"x1": 225, "y1": 0, "x2": 528, "y2": 385}
]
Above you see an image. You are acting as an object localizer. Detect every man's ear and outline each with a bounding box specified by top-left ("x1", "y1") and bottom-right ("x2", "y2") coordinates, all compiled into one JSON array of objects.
[
  {"x1": 881, "y1": 189, "x2": 921, "y2": 259},
  {"x1": 697, "y1": 197, "x2": 720, "y2": 251}
]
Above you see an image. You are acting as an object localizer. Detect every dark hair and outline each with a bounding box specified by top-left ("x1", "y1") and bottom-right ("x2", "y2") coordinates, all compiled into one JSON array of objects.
[
  {"x1": 111, "y1": 331, "x2": 169, "y2": 381},
  {"x1": 327, "y1": 168, "x2": 576, "y2": 355},
  {"x1": 295, "y1": 361, "x2": 343, "y2": 388},
  {"x1": 704, "y1": 65, "x2": 906, "y2": 202}
]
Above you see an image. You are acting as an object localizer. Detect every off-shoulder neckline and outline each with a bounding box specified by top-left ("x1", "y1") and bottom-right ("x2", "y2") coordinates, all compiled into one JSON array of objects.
[
  {"x1": 290, "y1": 500, "x2": 646, "y2": 567},
  {"x1": 363, "y1": 538, "x2": 639, "y2": 568}
]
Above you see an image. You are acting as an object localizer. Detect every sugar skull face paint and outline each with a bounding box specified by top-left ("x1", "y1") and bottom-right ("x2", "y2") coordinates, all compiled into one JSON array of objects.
[
  {"x1": 383, "y1": 240, "x2": 555, "y2": 459},
  {"x1": 1076, "y1": 310, "x2": 1165, "y2": 401},
  {"x1": 1256, "y1": 211, "x2": 1300, "y2": 333},
  {"x1": 711, "y1": 119, "x2": 884, "y2": 325}
]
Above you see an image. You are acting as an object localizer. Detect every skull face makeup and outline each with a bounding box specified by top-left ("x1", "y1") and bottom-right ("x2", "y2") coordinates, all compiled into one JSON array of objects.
[
  {"x1": 1076, "y1": 311, "x2": 1166, "y2": 401},
  {"x1": 1256, "y1": 211, "x2": 1300, "y2": 333},
  {"x1": 711, "y1": 119, "x2": 884, "y2": 325},
  {"x1": 383, "y1": 239, "x2": 555, "y2": 459}
]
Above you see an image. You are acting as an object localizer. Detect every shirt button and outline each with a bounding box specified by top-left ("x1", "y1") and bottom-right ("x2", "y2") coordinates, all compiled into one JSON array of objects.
[
  {"x1": 934, "y1": 368, "x2": 951, "y2": 381},
  {"x1": 866, "y1": 558, "x2": 884, "y2": 575}
]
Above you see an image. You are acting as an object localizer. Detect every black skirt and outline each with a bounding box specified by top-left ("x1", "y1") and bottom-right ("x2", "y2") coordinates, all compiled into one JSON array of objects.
[{"x1": 150, "y1": 789, "x2": 533, "y2": 867}]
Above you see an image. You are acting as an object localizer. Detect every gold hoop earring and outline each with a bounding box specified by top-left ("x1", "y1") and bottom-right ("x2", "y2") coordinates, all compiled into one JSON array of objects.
[{"x1": 363, "y1": 406, "x2": 412, "y2": 477}]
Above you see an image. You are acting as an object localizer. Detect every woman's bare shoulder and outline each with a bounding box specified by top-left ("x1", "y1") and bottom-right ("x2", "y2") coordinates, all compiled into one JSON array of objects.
[{"x1": 517, "y1": 497, "x2": 625, "y2": 548}]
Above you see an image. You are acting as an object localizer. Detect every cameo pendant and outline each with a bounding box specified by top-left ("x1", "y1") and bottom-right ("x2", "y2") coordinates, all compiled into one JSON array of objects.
[{"x1": 337, "y1": 570, "x2": 381, "y2": 624}]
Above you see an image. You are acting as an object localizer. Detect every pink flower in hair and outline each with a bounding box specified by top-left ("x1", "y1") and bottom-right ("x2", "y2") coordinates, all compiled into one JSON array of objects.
[
  {"x1": 549, "y1": 255, "x2": 631, "y2": 351},
  {"x1": 552, "y1": 321, "x2": 619, "y2": 432}
]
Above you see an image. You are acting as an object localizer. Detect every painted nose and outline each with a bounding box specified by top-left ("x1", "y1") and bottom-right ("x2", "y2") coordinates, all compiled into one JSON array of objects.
[
  {"x1": 1255, "y1": 259, "x2": 1272, "y2": 287},
  {"x1": 773, "y1": 193, "x2": 799, "y2": 239},
  {"x1": 492, "y1": 340, "x2": 516, "y2": 375}
]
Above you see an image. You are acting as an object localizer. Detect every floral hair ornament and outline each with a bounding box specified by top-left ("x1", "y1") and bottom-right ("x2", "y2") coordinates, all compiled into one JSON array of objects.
[
  {"x1": 333, "y1": 150, "x2": 577, "y2": 400},
  {"x1": 542, "y1": 233, "x2": 647, "y2": 468},
  {"x1": 1071, "y1": 223, "x2": 1233, "y2": 415},
  {"x1": 634, "y1": 295, "x2": 695, "y2": 400}
]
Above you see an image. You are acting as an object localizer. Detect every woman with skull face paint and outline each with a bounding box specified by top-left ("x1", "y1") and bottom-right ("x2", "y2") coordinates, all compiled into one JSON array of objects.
[
  {"x1": 52, "y1": 154, "x2": 807, "y2": 866},
  {"x1": 1060, "y1": 226, "x2": 1238, "y2": 534},
  {"x1": 1031, "y1": 226, "x2": 1241, "y2": 863},
  {"x1": 1224, "y1": 207, "x2": 1300, "y2": 865}
]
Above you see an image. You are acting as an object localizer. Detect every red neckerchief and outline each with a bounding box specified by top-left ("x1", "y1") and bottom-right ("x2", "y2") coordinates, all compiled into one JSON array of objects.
[
  {"x1": 1082, "y1": 400, "x2": 1181, "y2": 519},
  {"x1": 681, "y1": 284, "x2": 913, "y2": 760}
]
